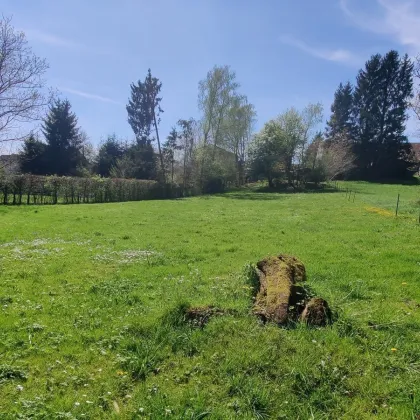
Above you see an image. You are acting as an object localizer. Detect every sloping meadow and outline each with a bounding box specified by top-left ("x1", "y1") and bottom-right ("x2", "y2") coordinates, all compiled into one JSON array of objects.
[{"x1": 0, "y1": 183, "x2": 419, "y2": 418}]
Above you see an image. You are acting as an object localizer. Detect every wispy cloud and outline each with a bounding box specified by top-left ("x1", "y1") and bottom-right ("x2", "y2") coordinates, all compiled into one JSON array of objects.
[
  {"x1": 279, "y1": 35, "x2": 361, "y2": 66},
  {"x1": 24, "y1": 29, "x2": 83, "y2": 49},
  {"x1": 340, "y1": 0, "x2": 420, "y2": 52},
  {"x1": 60, "y1": 87, "x2": 121, "y2": 105}
]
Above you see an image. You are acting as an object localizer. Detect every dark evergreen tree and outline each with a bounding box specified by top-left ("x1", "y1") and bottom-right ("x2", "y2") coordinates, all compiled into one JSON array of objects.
[
  {"x1": 95, "y1": 134, "x2": 126, "y2": 177},
  {"x1": 326, "y1": 82, "x2": 353, "y2": 140},
  {"x1": 42, "y1": 99, "x2": 85, "y2": 175},
  {"x1": 352, "y1": 51, "x2": 413, "y2": 179},
  {"x1": 20, "y1": 134, "x2": 47, "y2": 175},
  {"x1": 126, "y1": 69, "x2": 165, "y2": 181},
  {"x1": 126, "y1": 142, "x2": 156, "y2": 179}
]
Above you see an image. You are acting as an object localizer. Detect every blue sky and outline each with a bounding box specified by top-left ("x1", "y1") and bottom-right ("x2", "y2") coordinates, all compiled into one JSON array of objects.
[{"x1": 3, "y1": 0, "x2": 420, "y2": 146}]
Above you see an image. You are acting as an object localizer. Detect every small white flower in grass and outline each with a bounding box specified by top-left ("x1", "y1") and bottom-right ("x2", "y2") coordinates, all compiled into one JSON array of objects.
[
  {"x1": 139, "y1": 407, "x2": 145, "y2": 413},
  {"x1": 86, "y1": 400, "x2": 93, "y2": 404},
  {"x1": 74, "y1": 402, "x2": 80, "y2": 406},
  {"x1": 165, "y1": 408, "x2": 172, "y2": 415},
  {"x1": 16, "y1": 385, "x2": 24, "y2": 391}
]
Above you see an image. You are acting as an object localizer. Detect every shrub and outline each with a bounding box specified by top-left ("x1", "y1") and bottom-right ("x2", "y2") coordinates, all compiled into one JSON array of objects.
[{"x1": 0, "y1": 174, "x2": 161, "y2": 205}]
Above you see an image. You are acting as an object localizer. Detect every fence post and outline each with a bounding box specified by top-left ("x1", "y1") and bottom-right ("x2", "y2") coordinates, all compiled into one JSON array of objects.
[{"x1": 395, "y1": 193, "x2": 400, "y2": 217}]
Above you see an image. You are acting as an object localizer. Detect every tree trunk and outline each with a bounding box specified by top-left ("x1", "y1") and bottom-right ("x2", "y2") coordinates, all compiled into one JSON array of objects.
[
  {"x1": 153, "y1": 113, "x2": 166, "y2": 184},
  {"x1": 182, "y1": 146, "x2": 188, "y2": 195}
]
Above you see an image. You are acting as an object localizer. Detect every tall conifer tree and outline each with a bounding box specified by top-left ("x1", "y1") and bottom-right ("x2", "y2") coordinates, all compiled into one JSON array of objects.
[{"x1": 352, "y1": 51, "x2": 413, "y2": 179}]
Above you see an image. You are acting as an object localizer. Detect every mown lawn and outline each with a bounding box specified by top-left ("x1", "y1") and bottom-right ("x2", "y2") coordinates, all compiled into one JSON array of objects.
[{"x1": 0, "y1": 182, "x2": 419, "y2": 419}]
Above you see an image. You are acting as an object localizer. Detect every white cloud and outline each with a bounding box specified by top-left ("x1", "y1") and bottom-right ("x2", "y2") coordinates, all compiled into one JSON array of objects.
[
  {"x1": 279, "y1": 35, "x2": 361, "y2": 66},
  {"x1": 24, "y1": 29, "x2": 83, "y2": 49},
  {"x1": 340, "y1": 0, "x2": 420, "y2": 52},
  {"x1": 60, "y1": 87, "x2": 121, "y2": 105}
]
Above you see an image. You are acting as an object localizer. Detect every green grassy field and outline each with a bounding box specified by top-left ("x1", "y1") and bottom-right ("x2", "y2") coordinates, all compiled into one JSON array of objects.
[{"x1": 1, "y1": 182, "x2": 419, "y2": 419}]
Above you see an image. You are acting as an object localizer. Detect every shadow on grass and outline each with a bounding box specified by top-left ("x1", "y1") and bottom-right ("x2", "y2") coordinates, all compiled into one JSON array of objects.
[
  {"x1": 220, "y1": 192, "x2": 289, "y2": 201},
  {"x1": 364, "y1": 177, "x2": 420, "y2": 186},
  {"x1": 219, "y1": 184, "x2": 341, "y2": 200}
]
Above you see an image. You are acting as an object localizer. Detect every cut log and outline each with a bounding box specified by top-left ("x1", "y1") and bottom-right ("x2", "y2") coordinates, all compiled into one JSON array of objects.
[{"x1": 253, "y1": 255, "x2": 306, "y2": 325}]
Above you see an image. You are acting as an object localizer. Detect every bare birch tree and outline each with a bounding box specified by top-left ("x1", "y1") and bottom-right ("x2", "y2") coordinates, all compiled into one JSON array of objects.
[{"x1": 0, "y1": 16, "x2": 50, "y2": 150}]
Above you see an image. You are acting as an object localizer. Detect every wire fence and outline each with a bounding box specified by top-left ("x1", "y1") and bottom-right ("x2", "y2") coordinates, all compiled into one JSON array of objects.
[{"x1": 329, "y1": 180, "x2": 420, "y2": 223}]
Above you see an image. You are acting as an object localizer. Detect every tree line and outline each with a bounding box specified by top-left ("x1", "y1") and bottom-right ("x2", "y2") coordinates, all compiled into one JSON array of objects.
[
  {"x1": 1, "y1": 15, "x2": 420, "y2": 197},
  {"x1": 19, "y1": 64, "x2": 256, "y2": 194},
  {"x1": 249, "y1": 50, "x2": 418, "y2": 187}
]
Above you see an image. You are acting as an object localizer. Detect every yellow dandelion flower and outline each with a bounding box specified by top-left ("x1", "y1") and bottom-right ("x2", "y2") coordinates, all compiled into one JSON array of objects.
[
  {"x1": 391, "y1": 348, "x2": 397, "y2": 352},
  {"x1": 116, "y1": 370, "x2": 125, "y2": 375},
  {"x1": 401, "y1": 282, "x2": 407, "y2": 285}
]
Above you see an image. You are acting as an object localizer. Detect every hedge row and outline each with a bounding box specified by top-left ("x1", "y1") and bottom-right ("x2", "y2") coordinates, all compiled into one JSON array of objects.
[{"x1": 0, "y1": 175, "x2": 170, "y2": 205}]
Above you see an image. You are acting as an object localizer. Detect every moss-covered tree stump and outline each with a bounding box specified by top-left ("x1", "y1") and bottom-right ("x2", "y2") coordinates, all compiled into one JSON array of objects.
[{"x1": 253, "y1": 254, "x2": 331, "y2": 326}]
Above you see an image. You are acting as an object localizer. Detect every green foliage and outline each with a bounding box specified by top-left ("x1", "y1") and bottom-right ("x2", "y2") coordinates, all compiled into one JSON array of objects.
[
  {"x1": 351, "y1": 51, "x2": 414, "y2": 179},
  {"x1": 127, "y1": 69, "x2": 165, "y2": 181},
  {"x1": 0, "y1": 365, "x2": 27, "y2": 384},
  {"x1": 112, "y1": 142, "x2": 157, "y2": 180},
  {"x1": 248, "y1": 103, "x2": 323, "y2": 187},
  {"x1": 20, "y1": 135, "x2": 47, "y2": 175},
  {"x1": 326, "y1": 82, "x2": 354, "y2": 140},
  {"x1": 42, "y1": 99, "x2": 86, "y2": 176},
  {"x1": 163, "y1": 127, "x2": 182, "y2": 183},
  {"x1": 0, "y1": 174, "x2": 159, "y2": 204},
  {"x1": 127, "y1": 69, "x2": 162, "y2": 146},
  {"x1": 197, "y1": 66, "x2": 255, "y2": 189},
  {"x1": 95, "y1": 134, "x2": 126, "y2": 177},
  {"x1": 248, "y1": 120, "x2": 286, "y2": 186}
]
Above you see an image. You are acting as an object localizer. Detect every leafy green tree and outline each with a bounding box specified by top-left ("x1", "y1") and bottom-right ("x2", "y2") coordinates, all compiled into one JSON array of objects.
[
  {"x1": 197, "y1": 66, "x2": 240, "y2": 188},
  {"x1": 110, "y1": 141, "x2": 157, "y2": 180},
  {"x1": 326, "y1": 82, "x2": 353, "y2": 140},
  {"x1": 20, "y1": 134, "x2": 47, "y2": 174},
  {"x1": 127, "y1": 69, "x2": 165, "y2": 181},
  {"x1": 352, "y1": 50, "x2": 413, "y2": 179},
  {"x1": 42, "y1": 99, "x2": 85, "y2": 175},
  {"x1": 249, "y1": 104, "x2": 323, "y2": 187},
  {"x1": 223, "y1": 95, "x2": 256, "y2": 185},
  {"x1": 198, "y1": 65, "x2": 239, "y2": 152},
  {"x1": 248, "y1": 119, "x2": 287, "y2": 187},
  {"x1": 95, "y1": 134, "x2": 126, "y2": 177}
]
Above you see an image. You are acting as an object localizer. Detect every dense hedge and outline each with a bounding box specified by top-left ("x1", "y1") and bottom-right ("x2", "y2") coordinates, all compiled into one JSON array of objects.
[{"x1": 0, "y1": 175, "x2": 173, "y2": 205}]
